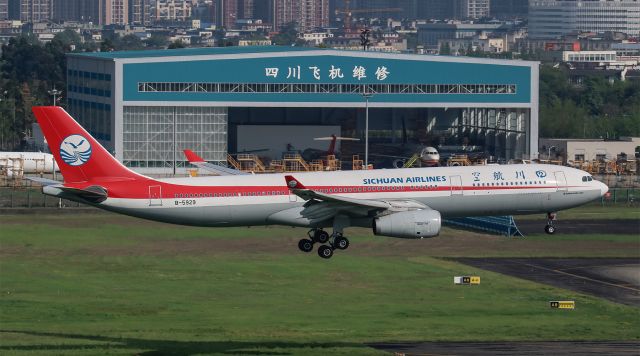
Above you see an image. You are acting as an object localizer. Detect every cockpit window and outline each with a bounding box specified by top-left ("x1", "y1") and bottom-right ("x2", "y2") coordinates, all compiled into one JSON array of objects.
[{"x1": 582, "y1": 176, "x2": 593, "y2": 182}]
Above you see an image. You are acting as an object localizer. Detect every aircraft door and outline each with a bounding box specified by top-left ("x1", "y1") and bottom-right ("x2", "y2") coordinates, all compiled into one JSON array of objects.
[
  {"x1": 450, "y1": 175, "x2": 463, "y2": 196},
  {"x1": 149, "y1": 185, "x2": 162, "y2": 206},
  {"x1": 554, "y1": 171, "x2": 567, "y2": 192},
  {"x1": 289, "y1": 191, "x2": 298, "y2": 202}
]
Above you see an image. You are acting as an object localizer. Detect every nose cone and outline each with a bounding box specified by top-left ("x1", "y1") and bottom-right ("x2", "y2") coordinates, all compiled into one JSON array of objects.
[{"x1": 598, "y1": 182, "x2": 609, "y2": 197}]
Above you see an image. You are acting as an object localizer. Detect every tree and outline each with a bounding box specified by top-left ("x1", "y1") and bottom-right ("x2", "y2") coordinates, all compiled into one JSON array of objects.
[
  {"x1": 439, "y1": 42, "x2": 450, "y2": 55},
  {"x1": 146, "y1": 33, "x2": 169, "y2": 48},
  {"x1": 168, "y1": 40, "x2": 186, "y2": 49},
  {"x1": 114, "y1": 34, "x2": 144, "y2": 51},
  {"x1": 100, "y1": 38, "x2": 115, "y2": 52},
  {"x1": 271, "y1": 22, "x2": 303, "y2": 46},
  {"x1": 538, "y1": 65, "x2": 640, "y2": 139}
]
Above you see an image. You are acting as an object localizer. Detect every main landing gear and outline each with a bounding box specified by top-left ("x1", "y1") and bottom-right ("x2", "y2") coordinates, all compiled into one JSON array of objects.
[
  {"x1": 297, "y1": 228, "x2": 350, "y2": 259},
  {"x1": 545, "y1": 212, "x2": 557, "y2": 235}
]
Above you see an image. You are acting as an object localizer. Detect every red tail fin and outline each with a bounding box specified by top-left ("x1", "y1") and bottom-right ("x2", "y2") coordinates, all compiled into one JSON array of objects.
[
  {"x1": 32, "y1": 106, "x2": 143, "y2": 183},
  {"x1": 183, "y1": 149, "x2": 206, "y2": 163}
]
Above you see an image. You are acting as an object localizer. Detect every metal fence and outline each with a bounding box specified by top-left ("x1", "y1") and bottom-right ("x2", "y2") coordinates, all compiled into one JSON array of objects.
[{"x1": 0, "y1": 187, "x2": 82, "y2": 208}]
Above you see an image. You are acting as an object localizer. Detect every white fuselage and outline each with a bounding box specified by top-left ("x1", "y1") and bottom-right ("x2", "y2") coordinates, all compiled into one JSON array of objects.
[
  {"x1": 90, "y1": 164, "x2": 607, "y2": 228},
  {"x1": 0, "y1": 152, "x2": 58, "y2": 174}
]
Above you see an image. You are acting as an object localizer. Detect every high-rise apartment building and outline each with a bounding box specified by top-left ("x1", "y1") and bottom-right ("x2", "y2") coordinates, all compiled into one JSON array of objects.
[
  {"x1": 102, "y1": 0, "x2": 128, "y2": 25},
  {"x1": 456, "y1": 0, "x2": 490, "y2": 19},
  {"x1": 129, "y1": 0, "x2": 150, "y2": 25},
  {"x1": 216, "y1": 0, "x2": 238, "y2": 28},
  {"x1": 529, "y1": 0, "x2": 640, "y2": 39},
  {"x1": 274, "y1": 0, "x2": 328, "y2": 32},
  {"x1": 253, "y1": 0, "x2": 273, "y2": 22},
  {"x1": 490, "y1": 0, "x2": 527, "y2": 18},
  {"x1": 237, "y1": 0, "x2": 252, "y2": 19},
  {"x1": 20, "y1": 0, "x2": 51, "y2": 22},
  {"x1": 0, "y1": 0, "x2": 8, "y2": 20},
  {"x1": 416, "y1": 0, "x2": 454, "y2": 20},
  {"x1": 53, "y1": 0, "x2": 101, "y2": 23},
  {"x1": 155, "y1": 0, "x2": 194, "y2": 22},
  {"x1": 6, "y1": 0, "x2": 18, "y2": 19}
]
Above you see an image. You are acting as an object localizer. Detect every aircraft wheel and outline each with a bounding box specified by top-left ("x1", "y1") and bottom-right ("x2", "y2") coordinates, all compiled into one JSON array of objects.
[
  {"x1": 314, "y1": 230, "x2": 330, "y2": 244},
  {"x1": 298, "y1": 239, "x2": 314, "y2": 253},
  {"x1": 544, "y1": 225, "x2": 556, "y2": 235},
  {"x1": 334, "y1": 236, "x2": 350, "y2": 250},
  {"x1": 318, "y1": 245, "x2": 334, "y2": 259}
]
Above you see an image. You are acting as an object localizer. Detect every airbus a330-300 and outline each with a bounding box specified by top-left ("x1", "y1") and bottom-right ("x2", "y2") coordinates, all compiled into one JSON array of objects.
[{"x1": 32, "y1": 106, "x2": 608, "y2": 259}]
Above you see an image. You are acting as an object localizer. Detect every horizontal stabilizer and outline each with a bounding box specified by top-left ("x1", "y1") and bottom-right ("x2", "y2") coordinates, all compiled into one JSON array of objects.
[{"x1": 43, "y1": 184, "x2": 108, "y2": 204}]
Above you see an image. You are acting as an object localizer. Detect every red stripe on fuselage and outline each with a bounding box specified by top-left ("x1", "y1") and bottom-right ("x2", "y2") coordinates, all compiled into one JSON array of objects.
[{"x1": 64, "y1": 179, "x2": 567, "y2": 200}]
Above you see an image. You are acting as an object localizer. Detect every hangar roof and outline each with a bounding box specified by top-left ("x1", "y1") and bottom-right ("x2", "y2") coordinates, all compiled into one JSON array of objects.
[
  {"x1": 70, "y1": 46, "x2": 318, "y2": 59},
  {"x1": 69, "y1": 46, "x2": 536, "y2": 68}
]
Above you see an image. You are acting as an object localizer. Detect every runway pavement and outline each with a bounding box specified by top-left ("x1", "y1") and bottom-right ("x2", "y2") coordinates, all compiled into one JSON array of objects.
[
  {"x1": 369, "y1": 341, "x2": 640, "y2": 355},
  {"x1": 516, "y1": 219, "x2": 639, "y2": 235},
  {"x1": 453, "y1": 258, "x2": 640, "y2": 306}
]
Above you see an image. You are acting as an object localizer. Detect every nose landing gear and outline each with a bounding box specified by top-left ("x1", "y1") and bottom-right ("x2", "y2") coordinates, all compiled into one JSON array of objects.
[{"x1": 545, "y1": 212, "x2": 557, "y2": 235}]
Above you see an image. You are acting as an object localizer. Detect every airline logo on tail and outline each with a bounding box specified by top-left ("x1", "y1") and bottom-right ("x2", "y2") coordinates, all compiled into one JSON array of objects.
[{"x1": 59, "y1": 134, "x2": 92, "y2": 166}]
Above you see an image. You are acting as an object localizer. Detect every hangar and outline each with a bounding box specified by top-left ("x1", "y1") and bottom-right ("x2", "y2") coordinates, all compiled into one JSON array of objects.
[{"x1": 66, "y1": 46, "x2": 539, "y2": 174}]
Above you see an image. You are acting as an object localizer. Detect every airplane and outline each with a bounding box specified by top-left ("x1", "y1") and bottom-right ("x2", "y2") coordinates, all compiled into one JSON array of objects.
[
  {"x1": 32, "y1": 106, "x2": 608, "y2": 259},
  {"x1": 301, "y1": 134, "x2": 359, "y2": 162},
  {"x1": 0, "y1": 151, "x2": 59, "y2": 177}
]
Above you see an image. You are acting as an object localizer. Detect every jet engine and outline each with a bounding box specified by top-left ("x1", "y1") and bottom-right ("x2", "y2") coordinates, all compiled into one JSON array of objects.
[{"x1": 373, "y1": 209, "x2": 442, "y2": 239}]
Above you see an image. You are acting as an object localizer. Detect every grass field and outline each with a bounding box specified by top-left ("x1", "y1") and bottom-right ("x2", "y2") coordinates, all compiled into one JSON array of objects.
[{"x1": 0, "y1": 209, "x2": 639, "y2": 355}]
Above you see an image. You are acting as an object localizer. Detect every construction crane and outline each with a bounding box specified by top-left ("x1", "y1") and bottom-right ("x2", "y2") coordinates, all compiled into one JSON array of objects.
[{"x1": 335, "y1": 0, "x2": 402, "y2": 31}]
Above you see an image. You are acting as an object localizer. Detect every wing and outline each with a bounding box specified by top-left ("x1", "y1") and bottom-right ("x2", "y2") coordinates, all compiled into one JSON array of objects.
[
  {"x1": 183, "y1": 149, "x2": 249, "y2": 176},
  {"x1": 284, "y1": 175, "x2": 427, "y2": 224}
]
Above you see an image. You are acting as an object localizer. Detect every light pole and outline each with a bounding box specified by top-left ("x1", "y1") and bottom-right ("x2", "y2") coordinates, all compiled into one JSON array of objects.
[
  {"x1": 48, "y1": 87, "x2": 61, "y2": 106},
  {"x1": 362, "y1": 90, "x2": 373, "y2": 169},
  {"x1": 547, "y1": 145, "x2": 556, "y2": 160}
]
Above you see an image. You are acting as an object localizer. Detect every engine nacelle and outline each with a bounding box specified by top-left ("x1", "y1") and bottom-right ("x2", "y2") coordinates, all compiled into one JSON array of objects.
[{"x1": 373, "y1": 209, "x2": 442, "y2": 239}]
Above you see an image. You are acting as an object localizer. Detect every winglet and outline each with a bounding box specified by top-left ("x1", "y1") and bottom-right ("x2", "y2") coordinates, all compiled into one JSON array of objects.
[
  {"x1": 285, "y1": 175, "x2": 307, "y2": 190},
  {"x1": 183, "y1": 149, "x2": 206, "y2": 163}
]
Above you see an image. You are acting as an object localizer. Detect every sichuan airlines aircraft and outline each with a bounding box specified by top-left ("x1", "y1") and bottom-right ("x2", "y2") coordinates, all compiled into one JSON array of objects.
[{"x1": 33, "y1": 106, "x2": 608, "y2": 259}]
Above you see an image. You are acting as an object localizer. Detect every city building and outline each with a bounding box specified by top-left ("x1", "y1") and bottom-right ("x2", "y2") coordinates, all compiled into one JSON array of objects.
[
  {"x1": 529, "y1": 0, "x2": 640, "y2": 39},
  {"x1": 101, "y1": 0, "x2": 128, "y2": 25},
  {"x1": 418, "y1": 22, "x2": 509, "y2": 49},
  {"x1": 20, "y1": 0, "x2": 51, "y2": 23},
  {"x1": 52, "y1": 0, "x2": 101, "y2": 23},
  {"x1": 561, "y1": 50, "x2": 640, "y2": 82},
  {"x1": 6, "y1": 0, "x2": 19, "y2": 20},
  {"x1": 155, "y1": 0, "x2": 194, "y2": 22},
  {"x1": 441, "y1": 36, "x2": 507, "y2": 55},
  {"x1": 299, "y1": 31, "x2": 333, "y2": 45},
  {"x1": 0, "y1": 0, "x2": 8, "y2": 20},
  {"x1": 129, "y1": 0, "x2": 150, "y2": 25},
  {"x1": 540, "y1": 137, "x2": 640, "y2": 164},
  {"x1": 274, "y1": 0, "x2": 329, "y2": 32},
  {"x1": 66, "y1": 46, "x2": 540, "y2": 174},
  {"x1": 252, "y1": 0, "x2": 273, "y2": 23},
  {"x1": 238, "y1": 0, "x2": 253, "y2": 19},
  {"x1": 490, "y1": 0, "x2": 528, "y2": 19},
  {"x1": 456, "y1": 0, "x2": 490, "y2": 19},
  {"x1": 416, "y1": 0, "x2": 454, "y2": 20},
  {"x1": 216, "y1": 0, "x2": 238, "y2": 29}
]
